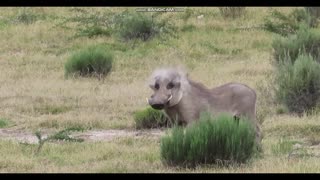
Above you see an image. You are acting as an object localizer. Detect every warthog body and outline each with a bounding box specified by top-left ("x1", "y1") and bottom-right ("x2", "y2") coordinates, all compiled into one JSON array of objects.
[{"x1": 147, "y1": 67, "x2": 261, "y2": 144}]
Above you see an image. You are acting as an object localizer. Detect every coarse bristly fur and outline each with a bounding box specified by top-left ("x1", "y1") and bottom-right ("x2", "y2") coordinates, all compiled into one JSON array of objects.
[{"x1": 147, "y1": 66, "x2": 262, "y2": 145}]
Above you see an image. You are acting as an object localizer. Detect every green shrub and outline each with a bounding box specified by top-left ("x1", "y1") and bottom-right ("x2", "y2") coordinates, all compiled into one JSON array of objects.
[
  {"x1": 264, "y1": 8, "x2": 311, "y2": 37},
  {"x1": 134, "y1": 107, "x2": 169, "y2": 129},
  {"x1": 115, "y1": 11, "x2": 155, "y2": 41},
  {"x1": 114, "y1": 11, "x2": 176, "y2": 41},
  {"x1": 275, "y1": 54, "x2": 320, "y2": 115},
  {"x1": 160, "y1": 112, "x2": 257, "y2": 167},
  {"x1": 64, "y1": 45, "x2": 113, "y2": 79},
  {"x1": 219, "y1": 7, "x2": 247, "y2": 19},
  {"x1": 272, "y1": 26, "x2": 320, "y2": 64}
]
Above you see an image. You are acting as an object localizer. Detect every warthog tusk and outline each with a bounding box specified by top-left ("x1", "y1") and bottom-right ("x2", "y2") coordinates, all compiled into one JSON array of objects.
[
  {"x1": 168, "y1": 95, "x2": 173, "y2": 102},
  {"x1": 146, "y1": 98, "x2": 149, "y2": 104}
]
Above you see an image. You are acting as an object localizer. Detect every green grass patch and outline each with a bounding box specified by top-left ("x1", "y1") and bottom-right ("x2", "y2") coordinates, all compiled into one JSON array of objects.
[
  {"x1": 0, "y1": 118, "x2": 10, "y2": 128},
  {"x1": 134, "y1": 107, "x2": 170, "y2": 129},
  {"x1": 64, "y1": 45, "x2": 113, "y2": 79},
  {"x1": 271, "y1": 138, "x2": 296, "y2": 155}
]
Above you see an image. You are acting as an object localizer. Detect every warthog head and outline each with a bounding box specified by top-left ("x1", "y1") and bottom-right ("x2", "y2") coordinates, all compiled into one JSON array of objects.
[{"x1": 147, "y1": 68, "x2": 188, "y2": 110}]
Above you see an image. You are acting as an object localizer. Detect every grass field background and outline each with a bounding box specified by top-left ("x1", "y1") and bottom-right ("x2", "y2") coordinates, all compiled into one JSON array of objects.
[{"x1": 0, "y1": 7, "x2": 320, "y2": 173}]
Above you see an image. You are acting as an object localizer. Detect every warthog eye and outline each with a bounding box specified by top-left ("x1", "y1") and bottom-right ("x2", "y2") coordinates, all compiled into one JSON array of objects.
[
  {"x1": 155, "y1": 83, "x2": 160, "y2": 90},
  {"x1": 167, "y1": 82, "x2": 174, "y2": 89}
]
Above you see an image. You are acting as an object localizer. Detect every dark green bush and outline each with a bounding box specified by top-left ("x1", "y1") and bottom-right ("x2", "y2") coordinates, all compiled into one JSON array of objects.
[
  {"x1": 160, "y1": 112, "x2": 257, "y2": 167},
  {"x1": 219, "y1": 7, "x2": 247, "y2": 19},
  {"x1": 114, "y1": 11, "x2": 176, "y2": 41},
  {"x1": 65, "y1": 45, "x2": 113, "y2": 79},
  {"x1": 264, "y1": 8, "x2": 311, "y2": 37},
  {"x1": 272, "y1": 26, "x2": 320, "y2": 64},
  {"x1": 114, "y1": 11, "x2": 155, "y2": 41},
  {"x1": 134, "y1": 107, "x2": 169, "y2": 129},
  {"x1": 275, "y1": 54, "x2": 320, "y2": 115}
]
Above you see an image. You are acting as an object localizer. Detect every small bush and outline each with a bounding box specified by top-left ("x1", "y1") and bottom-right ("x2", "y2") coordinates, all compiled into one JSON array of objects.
[
  {"x1": 65, "y1": 45, "x2": 113, "y2": 79},
  {"x1": 134, "y1": 107, "x2": 169, "y2": 129},
  {"x1": 219, "y1": 7, "x2": 247, "y2": 19},
  {"x1": 272, "y1": 26, "x2": 320, "y2": 64},
  {"x1": 115, "y1": 11, "x2": 154, "y2": 41},
  {"x1": 264, "y1": 8, "x2": 311, "y2": 37},
  {"x1": 160, "y1": 112, "x2": 257, "y2": 167},
  {"x1": 114, "y1": 11, "x2": 176, "y2": 41},
  {"x1": 275, "y1": 54, "x2": 320, "y2": 115}
]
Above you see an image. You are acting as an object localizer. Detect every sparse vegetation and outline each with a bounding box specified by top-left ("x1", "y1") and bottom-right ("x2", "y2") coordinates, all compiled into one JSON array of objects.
[
  {"x1": 134, "y1": 107, "x2": 170, "y2": 129},
  {"x1": 57, "y1": 8, "x2": 113, "y2": 39},
  {"x1": 160, "y1": 113, "x2": 257, "y2": 167},
  {"x1": 35, "y1": 127, "x2": 84, "y2": 155},
  {"x1": 35, "y1": 105, "x2": 72, "y2": 115},
  {"x1": 219, "y1": 7, "x2": 247, "y2": 19},
  {"x1": 14, "y1": 8, "x2": 39, "y2": 24},
  {"x1": 64, "y1": 45, "x2": 113, "y2": 79},
  {"x1": 264, "y1": 8, "x2": 311, "y2": 37}
]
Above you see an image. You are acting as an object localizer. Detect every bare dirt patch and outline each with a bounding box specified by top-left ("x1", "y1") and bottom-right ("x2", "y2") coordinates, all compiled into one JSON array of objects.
[{"x1": 0, "y1": 128, "x2": 166, "y2": 144}]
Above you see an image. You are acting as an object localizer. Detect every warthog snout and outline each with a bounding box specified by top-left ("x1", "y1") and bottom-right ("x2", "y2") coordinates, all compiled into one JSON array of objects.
[
  {"x1": 151, "y1": 103, "x2": 165, "y2": 110},
  {"x1": 147, "y1": 94, "x2": 173, "y2": 110}
]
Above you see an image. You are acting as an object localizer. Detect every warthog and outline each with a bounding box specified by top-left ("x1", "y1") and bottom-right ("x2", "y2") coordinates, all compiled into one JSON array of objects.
[{"x1": 147, "y1": 67, "x2": 261, "y2": 145}]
